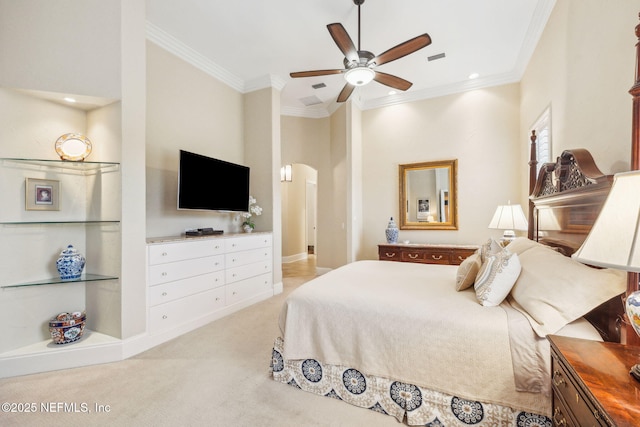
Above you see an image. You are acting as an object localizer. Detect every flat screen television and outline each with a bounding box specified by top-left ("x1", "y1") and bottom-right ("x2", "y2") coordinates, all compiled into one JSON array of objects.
[{"x1": 178, "y1": 150, "x2": 250, "y2": 212}]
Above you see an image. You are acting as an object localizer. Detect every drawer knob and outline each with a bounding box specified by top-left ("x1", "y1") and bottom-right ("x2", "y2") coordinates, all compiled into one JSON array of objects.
[
  {"x1": 408, "y1": 253, "x2": 419, "y2": 259},
  {"x1": 233, "y1": 291, "x2": 237, "y2": 295},
  {"x1": 385, "y1": 252, "x2": 396, "y2": 258},
  {"x1": 161, "y1": 272, "x2": 167, "y2": 276},
  {"x1": 552, "y1": 369, "x2": 565, "y2": 387},
  {"x1": 162, "y1": 292, "x2": 167, "y2": 296},
  {"x1": 161, "y1": 252, "x2": 167, "y2": 256},
  {"x1": 552, "y1": 407, "x2": 567, "y2": 426},
  {"x1": 215, "y1": 297, "x2": 220, "y2": 301},
  {"x1": 162, "y1": 315, "x2": 168, "y2": 320},
  {"x1": 458, "y1": 255, "x2": 465, "y2": 261},
  {"x1": 431, "y1": 255, "x2": 443, "y2": 260}
]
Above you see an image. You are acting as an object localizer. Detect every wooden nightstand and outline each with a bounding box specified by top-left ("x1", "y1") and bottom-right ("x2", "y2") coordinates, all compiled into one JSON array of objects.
[
  {"x1": 378, "y1": 243, "x2": 477, "y2": 266},
  {"x1": 548, "y1": 335, "x2": 640, "y2": 426}
]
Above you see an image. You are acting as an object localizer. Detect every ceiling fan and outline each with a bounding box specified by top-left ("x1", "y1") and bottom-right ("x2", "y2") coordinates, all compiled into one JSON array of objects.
[{"x1": 290, "y1": 0, "x2": 432, "y2": 103}]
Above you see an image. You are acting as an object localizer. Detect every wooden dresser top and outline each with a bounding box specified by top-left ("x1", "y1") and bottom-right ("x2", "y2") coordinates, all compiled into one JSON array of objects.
[{"x1": 548, "y1": 335, "x2": 640, "y2": 427}]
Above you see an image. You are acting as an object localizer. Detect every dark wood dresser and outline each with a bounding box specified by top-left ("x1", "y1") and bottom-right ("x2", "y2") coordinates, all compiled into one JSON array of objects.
[
  {"x1": 548, "y1": 335, "x2": 640, "y2": 427},
  {"x1": 378, "y1": 243, "x2": 477, "y2": 266}
]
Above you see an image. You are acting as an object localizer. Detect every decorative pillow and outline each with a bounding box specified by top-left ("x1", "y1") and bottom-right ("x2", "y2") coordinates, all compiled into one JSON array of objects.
[
  {"x1": 455, "y1": 252, "x2": 481, "y2": 291},
  {"x1": 507, "y1": 245, "x2": 626, "y2": 337},
  {"x1": 474, "y1": 248, "x2": 521, "y2": 306},
  {"x1": 505, "y1": 237, "x2": 539, "y2": 255},
  {"x1": 479, "y1": 238, "x2": 502, "y2": 263}
]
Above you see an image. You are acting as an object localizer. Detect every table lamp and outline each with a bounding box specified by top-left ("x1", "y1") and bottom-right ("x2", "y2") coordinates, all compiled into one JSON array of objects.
[
  {"x1": 488, "y1": 202, "x2": 528, "y2": 244},
  {"x1": 572, "y1": 170, "x2": 640, "y2": 380}
]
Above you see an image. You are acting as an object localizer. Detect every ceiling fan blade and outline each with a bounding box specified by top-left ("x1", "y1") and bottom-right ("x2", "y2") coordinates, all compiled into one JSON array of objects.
[
  {"x1": 373, "y1": 71, "x2": 413, "y2": 91},
  {"x1": 336, "y1": 82, "x2": 356, "y2": 103},
  {"x1": 368, "y1": 34, "x2": 432, "y2": 67},
  {"x1": 327, "y1": 23, "x2": 359, "y2": 64},
  {"x1": 290, "y1": 69, "x2": 344, "y2": 78}
]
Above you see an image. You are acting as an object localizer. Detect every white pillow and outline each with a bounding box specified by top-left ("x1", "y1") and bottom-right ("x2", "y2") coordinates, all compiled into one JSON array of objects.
[
  {"x1": 508, "y1": 245, "x2": 626, "y2": 337},
  {"x1": 474, "y1": 248, "x2": 521, "y2": 307}
]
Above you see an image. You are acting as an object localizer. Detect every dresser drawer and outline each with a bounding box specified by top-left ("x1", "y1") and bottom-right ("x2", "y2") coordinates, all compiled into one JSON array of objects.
[
  {"x1": 148, "y1": 287, "x2": 226, "y2": 334},
  {"x1": 226, "y1": 273, "x2": 272, "y2": 305},
  {"x1": 148, "y1": 271, "x2": 225, "y2": 307},
  {"x1": 552, "y1": 392, "x2": 578, "y2": 427},
  {"x1": 226, "y1": 260, "x2": 272, "y2": 284},
  {"x1": 148, "y1": 255, "x2": 224, "y2": 286},
  {"x1": 551, "y1": 353, "x2": 608, "y2": 426},
  {"x1": 450, "y1": 248, "x2": 477, "y2": 265},
  {"x1": 402, "y1": 249, "x2": 450, "y2": 264},
  {"x1": 226, "y1": 234, "x2": 272, "y2": 253},
  {"x1": 379, "y1": 247, "x2": 402, "y2": 261},
  {"x1": 148, "y1": 239, "x2": 225, "y2": 265},
  {"x1": 225, "y1": 247, "x2": 272, "y2": 268},
  {"x1": 378, "y1": 244, "x2": 478, "y2": 266}
]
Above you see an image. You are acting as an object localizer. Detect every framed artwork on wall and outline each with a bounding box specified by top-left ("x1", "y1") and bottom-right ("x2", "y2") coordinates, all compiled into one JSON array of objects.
[{"x1": 25, "y1": 178, "x2": 60, "y2": 211}]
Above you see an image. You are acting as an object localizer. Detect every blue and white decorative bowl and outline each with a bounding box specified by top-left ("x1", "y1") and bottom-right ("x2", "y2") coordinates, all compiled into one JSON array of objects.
[
  {"x1": 49, "y1": 311, "x2": 86, "y2": 345},
  {"x1": 626, "y1": 291, "x2": 640, "y2": 339},
  {"x1": 56, "y1": 245, "x2": 85, "y2": 281}
]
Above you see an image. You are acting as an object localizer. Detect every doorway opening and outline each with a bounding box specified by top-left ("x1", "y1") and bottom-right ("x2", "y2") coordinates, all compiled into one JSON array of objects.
[{"x1": 281, "y1": 163, "x2": 318, "y2": 264}]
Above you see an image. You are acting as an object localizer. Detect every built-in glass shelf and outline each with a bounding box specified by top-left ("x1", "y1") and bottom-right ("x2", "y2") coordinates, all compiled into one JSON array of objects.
[
  {"x1": 0, "y1": 157, "x2": 119, "y2": 173},
  {"x1": 0, "y1": 220, "x2": 120, "y2": 226},
  {"x1": 2, "y1": 273, "x2": 118, "y2": 289}
]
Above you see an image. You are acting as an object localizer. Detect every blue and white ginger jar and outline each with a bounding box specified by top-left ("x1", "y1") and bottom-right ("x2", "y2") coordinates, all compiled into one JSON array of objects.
[
  {"x1": 385, "y1": 217, "x2": 399, "y2": 244},
  {"x1": 56, "y1": 245, "x2": 86, "y2": 281}
]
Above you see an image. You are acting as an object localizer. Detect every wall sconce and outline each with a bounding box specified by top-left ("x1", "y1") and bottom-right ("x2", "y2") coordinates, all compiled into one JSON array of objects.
[{"x1": 280, "y1": 164, "x2": 292, "y2": 182}]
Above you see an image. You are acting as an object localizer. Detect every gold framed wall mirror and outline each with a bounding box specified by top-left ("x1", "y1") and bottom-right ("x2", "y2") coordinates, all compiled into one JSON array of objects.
[{"x1": 399, "y1": 159, "x2": 458, "y2": 230}]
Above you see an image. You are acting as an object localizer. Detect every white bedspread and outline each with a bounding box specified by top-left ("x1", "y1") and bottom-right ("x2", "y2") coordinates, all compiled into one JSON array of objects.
[{"x1": 279, "y1": 260, "x2": 550, "y2": 415}]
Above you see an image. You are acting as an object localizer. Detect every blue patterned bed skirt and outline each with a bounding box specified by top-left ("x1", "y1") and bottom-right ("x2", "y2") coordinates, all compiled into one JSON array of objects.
[{"x1": 270, "y1": 337, "x2": 551, "y2": 427}]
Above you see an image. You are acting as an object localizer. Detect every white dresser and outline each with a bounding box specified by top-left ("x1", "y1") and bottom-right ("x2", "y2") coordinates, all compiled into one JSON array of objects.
[{"x1": 147, "y1": 232, "x2": 273, "y2": 344}]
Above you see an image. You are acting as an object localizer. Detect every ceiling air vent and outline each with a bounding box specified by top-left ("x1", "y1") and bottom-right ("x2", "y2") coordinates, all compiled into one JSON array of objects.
[
  {"x1": 300, "y1": 95, "x2": 323, "y2": 106},
  {"x1": 427, "y1": 52, "x2": 446, "y2": 62},
  {"x1": 312, "y1": 83, "x2": 326, "y2": 89}
]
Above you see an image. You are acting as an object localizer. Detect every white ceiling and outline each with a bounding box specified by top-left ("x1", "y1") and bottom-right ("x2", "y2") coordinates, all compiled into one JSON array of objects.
[{"x1": 146, "y1": 0, "x2": 555, "y2": 117}]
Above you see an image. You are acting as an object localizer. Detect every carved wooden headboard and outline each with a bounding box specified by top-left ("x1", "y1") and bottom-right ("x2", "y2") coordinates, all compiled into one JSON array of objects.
[
  {"x1": 528, "y1": 147, "x2": 613, "y2": 256},
  {"x1": 527, "y1": 143, "x2": 623, "y2": 342}
]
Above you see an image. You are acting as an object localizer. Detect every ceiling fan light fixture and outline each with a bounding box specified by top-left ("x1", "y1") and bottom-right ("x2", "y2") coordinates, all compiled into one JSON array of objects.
[{"x1": 345, "y1": 67, "x2": 375, "y2": 86}]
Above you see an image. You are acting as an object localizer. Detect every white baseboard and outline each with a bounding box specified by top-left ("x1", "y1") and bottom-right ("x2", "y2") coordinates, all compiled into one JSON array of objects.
[{"x1": 282, "y1": 252, "x2": 308, "y2": 263}]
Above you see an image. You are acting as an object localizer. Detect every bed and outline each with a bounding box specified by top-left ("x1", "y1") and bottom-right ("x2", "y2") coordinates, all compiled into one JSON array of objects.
[{"x1": 270, "y1": 18, "x2": 640, "y2": 427}]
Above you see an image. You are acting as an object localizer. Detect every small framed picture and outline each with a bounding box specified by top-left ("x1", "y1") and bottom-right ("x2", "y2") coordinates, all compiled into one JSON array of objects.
[
  {"x1": 417, "y1": 198, "x2": 430, "y2": 220},
  {"x1": 26, "y1": 178, "x2": 60, "y2": 211}
]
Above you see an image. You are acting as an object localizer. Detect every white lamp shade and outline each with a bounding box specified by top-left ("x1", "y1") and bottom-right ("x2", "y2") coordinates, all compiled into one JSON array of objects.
[
  {"x1": 345, "y1": 67, "x2": 375, "y2": 86},
  {"x1": 488, "y1": 204, "x2": 528, "y2": 231},
  {"x1": 572, "y1": 170, "x2": 640, "y2": 271}
]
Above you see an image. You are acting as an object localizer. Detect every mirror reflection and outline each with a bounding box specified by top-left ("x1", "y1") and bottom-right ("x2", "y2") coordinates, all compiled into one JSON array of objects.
[{"x1": 399, "y1": 159, "x2": 458, "y2": 230}]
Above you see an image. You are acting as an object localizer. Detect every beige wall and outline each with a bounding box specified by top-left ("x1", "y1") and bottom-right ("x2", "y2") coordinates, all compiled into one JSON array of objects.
[
  {"x1": 361, "y1": 83, "x2": 522, "y2": 259},
  {"x1": 0, "y1": 0, "x2": 121, "y2": 99},
  {"x1": 145, "y1": 42, "x2": 245, "y2": 237},
  {"x1": 519, "y1": 0, "x2": 638, "y2": 206}
]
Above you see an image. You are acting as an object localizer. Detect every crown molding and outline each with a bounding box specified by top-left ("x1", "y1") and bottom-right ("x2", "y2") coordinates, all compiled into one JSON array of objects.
[{"x1": 146, "y1": 21, "x2": 244, "y2": 92}]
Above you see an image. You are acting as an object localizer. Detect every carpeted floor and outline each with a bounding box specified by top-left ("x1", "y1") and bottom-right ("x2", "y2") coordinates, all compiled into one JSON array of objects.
[{"x1": 0, "y1": 273, "x2": 400, "y2": 427}]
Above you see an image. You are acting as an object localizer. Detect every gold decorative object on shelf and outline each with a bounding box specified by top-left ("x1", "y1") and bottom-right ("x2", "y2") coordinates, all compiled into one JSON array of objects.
[{"x1": 54, "y1": 133, "x2": 92, "y2": 161}]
